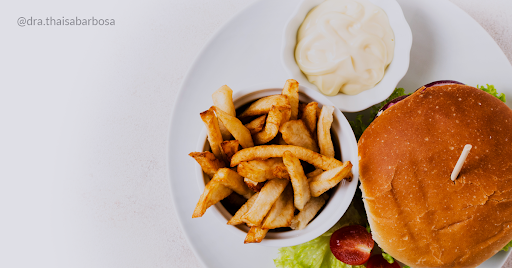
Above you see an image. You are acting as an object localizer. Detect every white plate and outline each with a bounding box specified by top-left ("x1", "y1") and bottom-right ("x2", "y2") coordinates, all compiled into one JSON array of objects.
[{"x1": 168, "y1": 0, "x2": 512, "y2": 267}]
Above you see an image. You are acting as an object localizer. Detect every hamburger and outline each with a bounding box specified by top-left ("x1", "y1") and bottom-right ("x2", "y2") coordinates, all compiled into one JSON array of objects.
[{"x1": 358, "y1": 82, "x2": 512, "y2": 268}]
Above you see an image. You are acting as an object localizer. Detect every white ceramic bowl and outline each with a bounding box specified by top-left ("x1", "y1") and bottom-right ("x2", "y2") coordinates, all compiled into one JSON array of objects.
[
  {"x1": 282, "y1": 0, "x2": 413, "y2": 112},
  {"x1": 194, "y1": 84, "x2": 359, "y2": 247}
]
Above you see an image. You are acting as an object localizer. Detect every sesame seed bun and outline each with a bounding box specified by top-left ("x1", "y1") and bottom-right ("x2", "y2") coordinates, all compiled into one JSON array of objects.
[{"x1": 359, "y1": 84, "x2": 512, "y2": 268}]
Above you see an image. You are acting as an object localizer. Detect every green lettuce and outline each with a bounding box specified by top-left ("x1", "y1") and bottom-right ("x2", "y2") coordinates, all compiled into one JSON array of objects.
[
  {"x1": 478, "y1": 84, "x2": 506, "y2": 102},
  {"x1": 502, "y1": 240, "x2": 512, "y2": 251},
  {"x1": 274, "y1": 203, "x2": 365, "y2": 268},
  {"x1": 382, "y1": 253, "x2": 394, "y2": 264}
]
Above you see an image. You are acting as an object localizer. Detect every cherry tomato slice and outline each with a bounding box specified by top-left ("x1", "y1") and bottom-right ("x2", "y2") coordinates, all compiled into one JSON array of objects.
[
  {"x1": 330, "y1": 225, "x2": 374, "y2": 265},
  {"x1": 367, "y1": 254, "x2": 401, "y2": 268}
]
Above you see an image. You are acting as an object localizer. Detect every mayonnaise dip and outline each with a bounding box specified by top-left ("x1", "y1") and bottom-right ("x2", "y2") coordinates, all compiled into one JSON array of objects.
[{"x1": 295, "y1": 0, "x2": 395, "y2": 96}]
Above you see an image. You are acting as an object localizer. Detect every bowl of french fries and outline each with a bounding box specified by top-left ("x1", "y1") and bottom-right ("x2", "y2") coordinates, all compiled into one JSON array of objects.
[{"x1": 189, "y1": 79, "x2": 359, "y2": 247}]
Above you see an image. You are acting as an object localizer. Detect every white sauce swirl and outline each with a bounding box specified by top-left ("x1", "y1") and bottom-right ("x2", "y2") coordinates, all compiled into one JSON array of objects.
[{"x1": 295, "y1": 0, "x2": 395, "y2": 95}]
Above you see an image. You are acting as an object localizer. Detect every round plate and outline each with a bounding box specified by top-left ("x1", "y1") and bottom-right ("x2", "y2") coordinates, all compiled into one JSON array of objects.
[{"x1": 168, "y1": 0, "x2": 512, "y2": 267}]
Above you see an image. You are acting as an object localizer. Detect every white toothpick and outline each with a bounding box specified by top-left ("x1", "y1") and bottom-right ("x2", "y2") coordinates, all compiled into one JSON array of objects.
[{"x1": 451, "y1": 144, "x2": 472, "y2": 181}]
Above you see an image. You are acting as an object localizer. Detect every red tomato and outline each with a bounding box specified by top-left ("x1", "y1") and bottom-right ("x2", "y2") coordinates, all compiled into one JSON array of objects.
[
  {"x1": 367, "y1": 254, "x2": 401, "y2": 268},
  {"x1": 329, "y1": 225, "x2": 374, "y2": 265}
]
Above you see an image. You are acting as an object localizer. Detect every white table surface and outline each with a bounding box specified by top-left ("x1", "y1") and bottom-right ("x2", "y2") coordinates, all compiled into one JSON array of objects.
[{"x1": 1, "y1": 0, "x2": 511, "y2": 267}]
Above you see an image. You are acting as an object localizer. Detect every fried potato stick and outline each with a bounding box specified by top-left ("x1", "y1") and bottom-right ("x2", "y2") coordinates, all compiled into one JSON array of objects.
[
  {"x1": 244, "y1": 226, "x2": 269, "y2": 244},
  {"x1": 212, "y1": 85, "x2": 236, "y2": 116},
  {"x1": 244, "y1": 115, "x2": 266, "y2": 135},
  {"x1": 192, "y1": 180, "x2": 232, "y2": 218},
  {"x1": 188, "y1": 151, "x2": 226, "y2": 178},
  {"x1": 227, "y1": 192, "x2": 259, "y2": 225},
  {"x1": 220, "y1": 140, "x2": 239, "y2": 164},
  {"x1": 242, "y1": 178, "x2": 289, "y2": 227},
  {"x1": 280, "y1": 120, "x2": 318, "y2": 152},
  {"x1": 212, "y1": 85, "x2": 236, "y2": 140},
  {"x1": 212, "y1": 106, "x2": 254, "y2": 148},
  {"x1": 290, "y1": 194, "x2": 328, "y2": 230},
  {"x1": 244, "y1": 178, "x2": 265, "y2": 192},
  {"x1": 317, "y1": 105, "x2": 335, "y2": 158},
  {"x1": 200, "y1": 108, "x2": 225, "y2": 161},
  {"x1": 237, "y1": 158, "x2": 289, "y2": 182},
  {"x1": 282, "y1": 79, "x2": 299, "y2": 120},
  {"x1": 239, "y1": 95, "x2": 291, "y2": 119},
  {"x1": 253, "y1": 106, "x2": 282, "y2": 145},
  {"x1": 230, "y1": 145, "x2": 343, "y2": 170},
  {"x1": 261, "y1": 184, "x2": 294, "y2": 229},
  {"x1": 308, "y1": 161, "x2": 352, "y2": 197},
  {"x1": 283, "y1": 151, "x2": 311, "y2": 211},
  {"x1": 214, "y1": 168, "x2": 253, "y2": 199},
  {"x1": 301, "y1": 102, "x2": 318, "y2": 136}
]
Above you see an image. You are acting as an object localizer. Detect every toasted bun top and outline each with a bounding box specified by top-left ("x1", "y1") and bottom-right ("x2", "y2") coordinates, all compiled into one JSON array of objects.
[{"x1": 359, "y1": 84, "x2": 512, "y2": 268}]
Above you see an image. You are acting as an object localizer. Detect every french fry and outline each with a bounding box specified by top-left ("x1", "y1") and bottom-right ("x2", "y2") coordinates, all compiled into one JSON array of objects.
[
  {"x1": 188, "y1": 151, "x2": 226, "y2": 178},
  {"x1": 282, "y1": 79, "x2": 299, "y2": 120},
  {"x1": 231, "y1": 145, "x2": 343, "y2": 171},
  {"x1": 212, "y1": 106, "x2": 254, "y2": 148},
  {"x1": 212, "y1": 85, "x2": 236, "y2": 116},
  {"x1": 239, "y1": 95, "x2": 291, "y2": 119},
  {"x1": 237, "y1": 158, "x2": 289, "y2": 182},
  {"x1": 306, "y1": 169, "x2": 324, "y2": 179},
  {"x1": 244, "y1": 226, "x2": 269, "y2": 244},
  {"x1": 301, "y1": 102, "x2": 318, "y2": 136},
  {"x1": 290, "y1": 194, "x2": 328, "y2": 230},
  {"x1": 244, "y1": 178, "x2": 265, "y2": 192},
  {"x1": 244, "y1": 115, "x2": 266, "y2": 134},
  {"x1": 200, "y1": 108, "x2": 225, "y2": 161},
  {"x1": 280, "y1": 120, "x2": 319, "y2": 152},
  {"x1": 214, "y1": 168, "x2": 253, "y2": 199},
  {"x1": 317, "y1": 105, "x2": 335, "y2": 157},
  {"x1": 242, "y1": 178, "x2": 289, "y2": 227},
  {"x1": 261, "y1": 184, "x2": 295, "y2": 229},
  {"x1": 220, "y1": 140, "x2": 239, "y2": 164},
  {"x1": 212, "y1": 85, "x2": 236, "y2": 140},
  {"x1": 227, "y1": 192, "x2": 259, "y2": 225},
  {"x1": 253, "y1": 106, "x2": 283, "y2": 145},
  {"x1": 192, "y1": 180, "x2": 233, "y2": 218},
  {"x1": 308, "y1": 161, "x2": 352, "y2": 197},
  {"x1": 279, "y1": 106, "x2": 292, "y2": 126},
  {"x1": 282, "y1": 151, "x2": 311, "y2": 211}
]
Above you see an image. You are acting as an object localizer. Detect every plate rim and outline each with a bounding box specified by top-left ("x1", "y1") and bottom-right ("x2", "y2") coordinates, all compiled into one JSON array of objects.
[{"x1": 167, "y1": 0, "x2": 512, "y2": 266}]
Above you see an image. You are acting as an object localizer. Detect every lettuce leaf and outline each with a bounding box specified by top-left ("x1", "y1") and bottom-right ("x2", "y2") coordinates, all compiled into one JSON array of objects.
[
  {"x1": 478, "y1": 84, "x2": 506, "y2": 102},
  {"x1": 274, "y1": 203, "x2": 365, "y2": 268},
  {"x1": 382, "y1": 253, "x2": 395, "y2": 264},
  {"x1": 502, "y1": 240, "x2": 512, "y2": 251}
]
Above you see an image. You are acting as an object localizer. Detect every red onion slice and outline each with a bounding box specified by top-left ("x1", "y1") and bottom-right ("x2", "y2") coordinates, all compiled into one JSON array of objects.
[
  {"x1": 418, "y1": 80, "x2": 464, "y2": 92},
  {"x1": 376, "y1": 80, "x2": 464, "y2": 118},
  {"x1": 376, "y1": 94, "x2": 411, "y2": 117}
]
